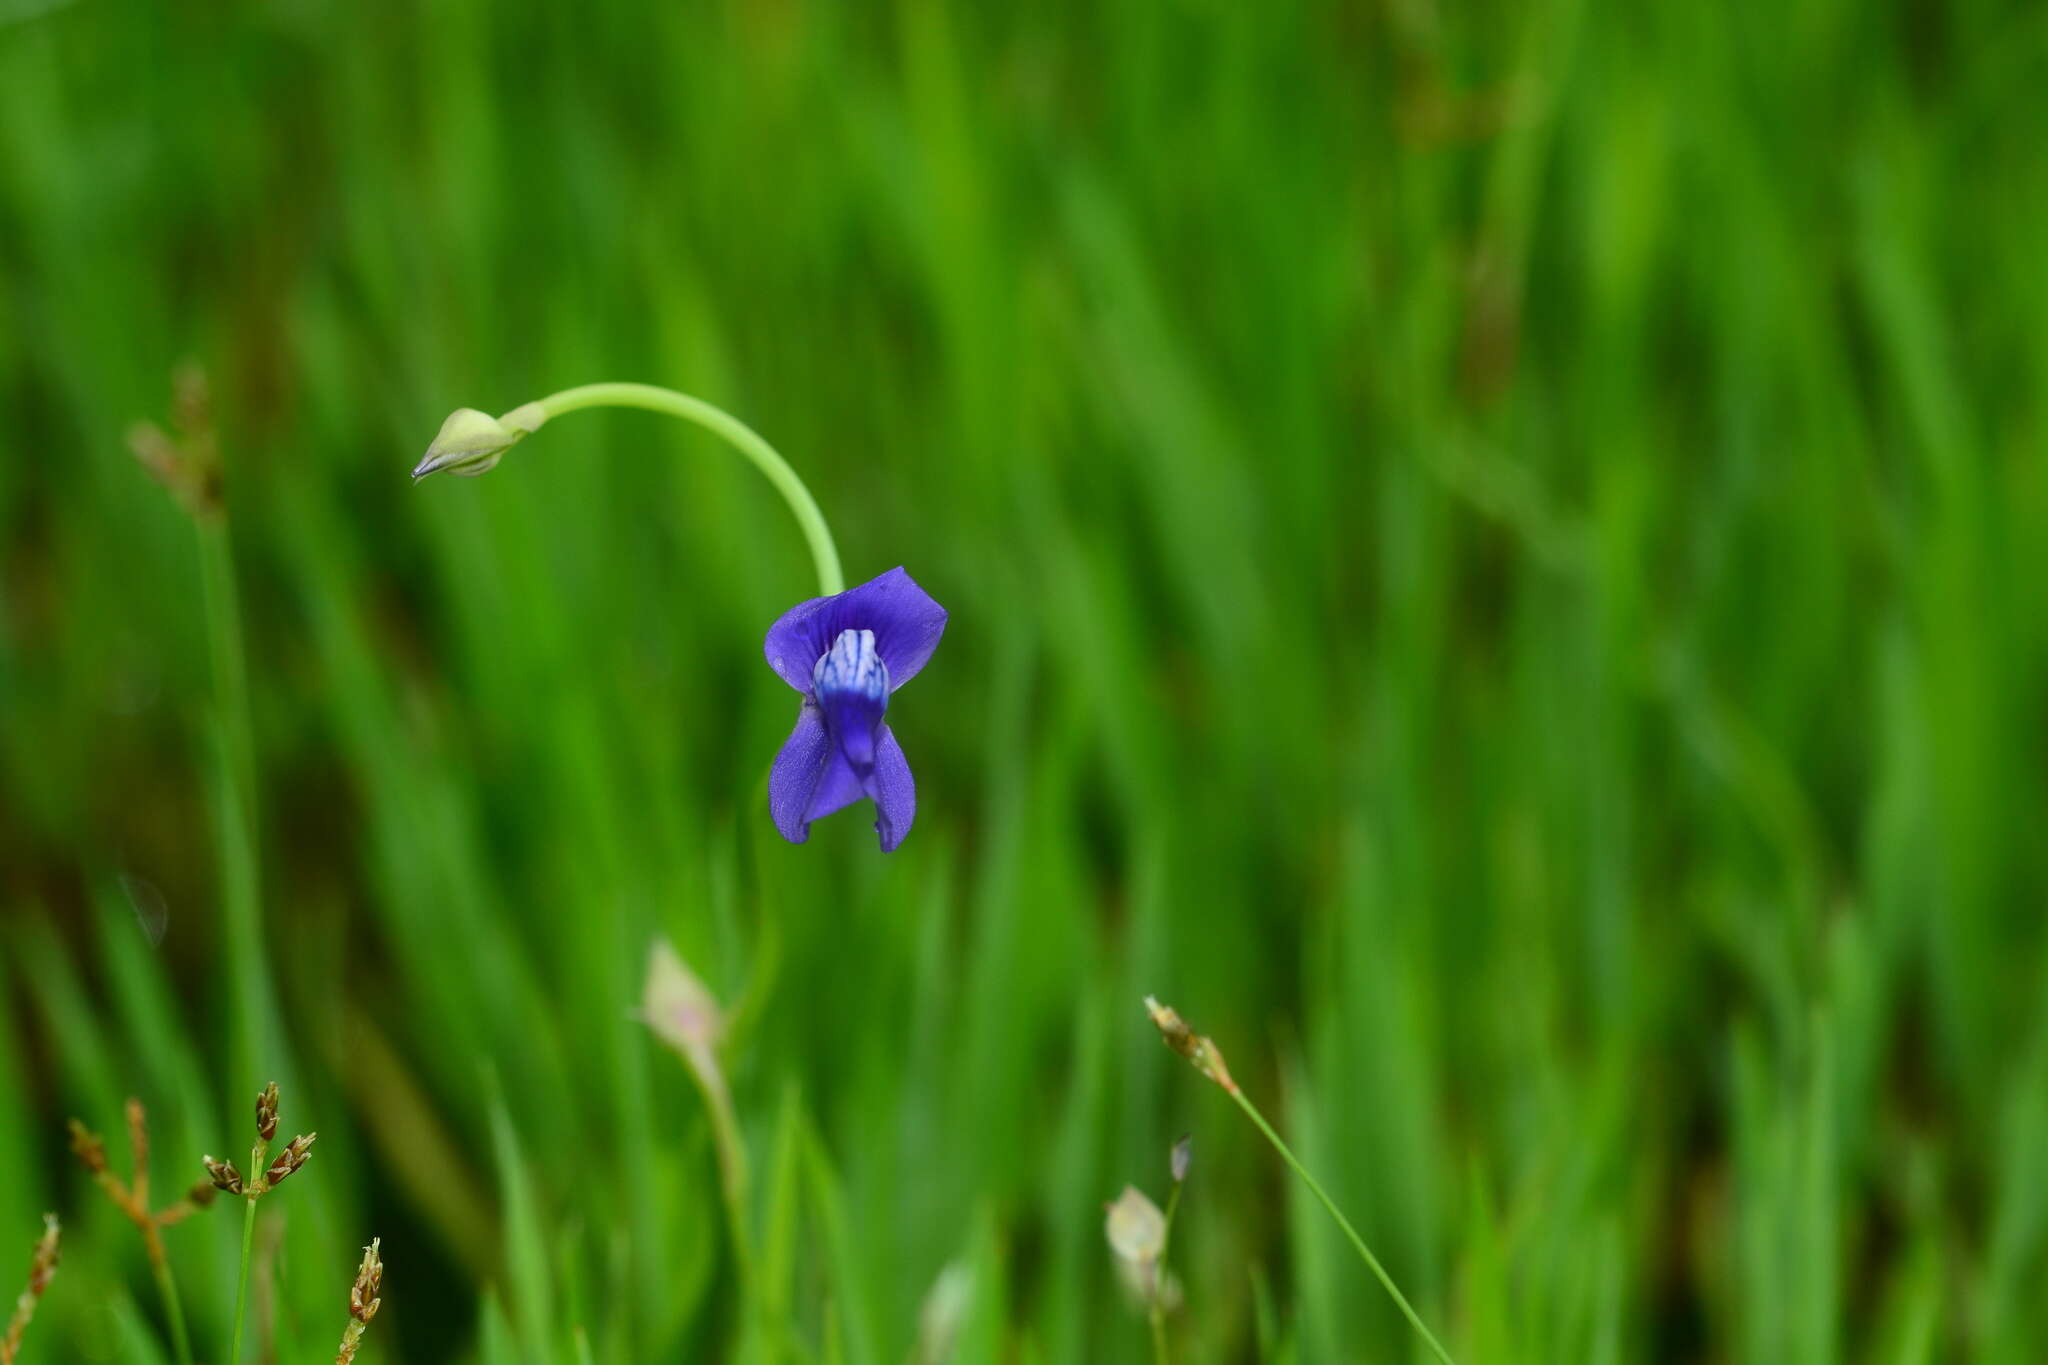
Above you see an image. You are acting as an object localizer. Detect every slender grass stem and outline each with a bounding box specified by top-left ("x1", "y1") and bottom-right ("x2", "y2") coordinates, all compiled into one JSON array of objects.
[
  {"x1": 704, "y1": 1082, "x2": 757, "y2": 1314},
  {"x1": 198, "y1": 524, "x2": 273, "y2": 1096},
  {"x1": 227, "y1": 1196, "x2": 257, "y2": 1365},
  {"x1": 151, "y1": 1256, "x2": 194, "y2": 1365},
  {"x1": 1149, "y1": 1181, "x2": 1182, "y2": 1365},
  {"x1": 1225, "y1": 1087, "x2": 1454, "y2": 1365},
  {"x1": 524, "y1": 383, "x2": 844, "y2": 596}
]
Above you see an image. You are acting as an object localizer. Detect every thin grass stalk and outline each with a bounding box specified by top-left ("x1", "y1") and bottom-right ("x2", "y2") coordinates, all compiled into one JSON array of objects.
[
  {"x1": 227, "y1": 1195, "x2": 258, "y2": 1365},
  {"x1": 1145, "y1": 997, "x2": 1455, "y2": 1364},
  {"x1": 1226, "y1": 1087, "x2": 1454, "y2": 1365},
  {"x1": 198, "y1": 525, "x2": 273, "y2": 1098},
  {"x1": 1148, "y1": 1180, "x2": 1182, "y2": 1365},
  {"x1": 149, "y1": 1247, "x2": 194, "y2": 1365}
]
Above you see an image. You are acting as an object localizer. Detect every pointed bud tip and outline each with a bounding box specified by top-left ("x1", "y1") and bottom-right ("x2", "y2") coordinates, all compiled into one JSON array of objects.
[
  {"x1": 413, "y1": 404, "x2": 545, "y2": 482},
  {"x1": 642, "y1": 938, "x2": 726, "y2": 1058}
]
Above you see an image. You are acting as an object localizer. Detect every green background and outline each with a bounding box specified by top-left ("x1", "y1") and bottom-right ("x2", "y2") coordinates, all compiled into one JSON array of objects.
[{"x1": 4, "y1": 1, "x2": 2047, "y2": 1361}]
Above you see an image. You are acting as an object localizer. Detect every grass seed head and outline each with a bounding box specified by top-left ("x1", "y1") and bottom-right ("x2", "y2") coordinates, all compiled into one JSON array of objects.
[
  {"x1": 336, "y1": 1237, "x2": 385, "y2": 1365},
  {"x1": 1143, "y1": 996, "x2": 1238, "y2": 1094},
  {"x1": 2, "y1": 1215, "x2": 61, "y2": 1365},
  {"x1": 203, "y1": 1155, "x2": 244, "y2": 1196},
  {"x1": 264, "y1": 1133, "x2": 316, "y2": 1189},
  {"x1": 124, "y1": 1099, "x2": 149, "y2": 1175},
  {"x1": 256, "y1": 1082, "x2": 281, "y2": 1143},
  {"x1": 28, "y1": 1215, "x2": 60, "y2": 1295},
  {"x1": 349, "y1": 1238, "x2": 383, "y2": 1323},
  {"x1": 66, "y1": 1121, "x2": 107, "y2": 1176},
  {"x1": 125, "y1": 365, "x2": 222, "y2": 521}
]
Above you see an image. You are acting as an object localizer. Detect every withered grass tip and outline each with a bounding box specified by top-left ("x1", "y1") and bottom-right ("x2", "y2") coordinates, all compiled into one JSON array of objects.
[
  {"x1": 350, "y1": 1238, "x2": 384, "y2": 1323},
  {"x1": 1142, "y1": 996, "x2": 1238, "y2": 1094},
  {"x1": 335, "y1": 1237, "x2": 384, "y2": 1365},
  {"x1": 0, "y1": 1215, "x2": 60, "y2": 1365}
]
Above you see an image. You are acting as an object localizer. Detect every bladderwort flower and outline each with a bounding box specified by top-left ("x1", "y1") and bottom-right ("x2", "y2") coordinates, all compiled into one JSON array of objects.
[
  {"x1": 413, "y1": 383, "x2": 945, "y2": 850},
  {"x1": 764, "y1": 568, "x2": 946, "y2": 850}
]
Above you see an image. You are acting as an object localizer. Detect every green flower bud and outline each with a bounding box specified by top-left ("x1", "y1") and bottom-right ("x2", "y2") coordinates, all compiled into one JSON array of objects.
[
  {"x1": 640, "y1": 939, "x2": 727, "y2": 1093},
  {"x1": 411, "y1": 403, "x2": 545, "y2": 481},
  {"x1": 1104, "y1": 1185, "x2": 1165, "y2": 1266}
]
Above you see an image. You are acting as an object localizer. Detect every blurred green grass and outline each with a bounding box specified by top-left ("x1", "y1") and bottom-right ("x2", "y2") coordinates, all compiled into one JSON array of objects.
[{"x1": 3, "y1": 0, "x2": 2048, "y2": 1360}]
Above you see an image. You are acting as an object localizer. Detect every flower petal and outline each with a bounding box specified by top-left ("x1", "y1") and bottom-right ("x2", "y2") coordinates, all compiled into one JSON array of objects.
[
  {"x1": 862, "y1": 723, "x2": 916, "y2": 852},
  {"x1": 768, "y1": 702, "x2": 832, "y2": 843},
  {"x1": 770, "y1": 701, "x2": 873, "y2": 844},
  {"x1": 763, "y1": 567, "x2": 947, "y2": 694},
  {"x1": 805, "y1": 748, "x2": 866, "y2": 823}
]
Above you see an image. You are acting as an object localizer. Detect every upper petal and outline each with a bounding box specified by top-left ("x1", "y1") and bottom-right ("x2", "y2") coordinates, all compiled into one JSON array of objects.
[
  {"x1": 862, "y1": 723, "x2": 917, "y2": 852},
  {"x1": 763, "y1": 567, "x2": 948, "y2": 694}
]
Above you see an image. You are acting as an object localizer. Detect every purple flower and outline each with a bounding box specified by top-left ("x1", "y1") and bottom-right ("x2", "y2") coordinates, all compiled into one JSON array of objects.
[{"x1": 764, "y1": 567, "x2": 947, "y2": 851}]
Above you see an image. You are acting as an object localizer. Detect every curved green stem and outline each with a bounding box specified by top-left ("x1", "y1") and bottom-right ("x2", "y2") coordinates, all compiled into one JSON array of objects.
[
  {"x1": 1226, "y1": 1088, "x2": 1455, "y2": 1365},
  {"x1": 522, "y1": 383, "x2": 844, "y2": 596},
  {"x1": 227, "y1": 1197, "x2": 257, "y2": 1365}
]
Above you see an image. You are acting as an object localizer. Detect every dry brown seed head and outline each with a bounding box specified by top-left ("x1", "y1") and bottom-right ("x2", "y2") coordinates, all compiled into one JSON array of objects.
[
  {"x1": 127, "y1": 421, "x2": 184, "y2": 488},
  {"x1": 255, "y1": 1083, "x2": 280, "y2": 1143},
  {"x1": 349, "y1": 1238, "x2": 384, "y2": 1323},
  {"x1": 171, "y1": 362, "x2": 211, "y2": 438},
  {"x1": 67, "y1": 1121, "x2": 108, "y2": 1175},
  {"x1": 1143, "y1": 997, "x2": 1196, "y2": 1058},
  {"x1": 126, "y1": 364, "x2": 223, "y2": 522},
  {"x1": 264, "y1": 1133, "x2": 316, "y2": 1189},
  {"x1": 125, "y1": 1099, "x2": 149, "y2": 1169},
  {"x1": 203, "y1": 1155, "x2": 244, "y2": 1196},
  {"x1": 29, "y1": 1214, "x2": 60, "y2": 1294},
  {"x1": 1142, "y1": 996, "x2": 1238, "y2": 1094}
]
